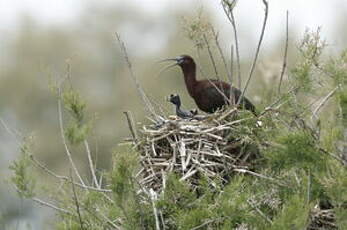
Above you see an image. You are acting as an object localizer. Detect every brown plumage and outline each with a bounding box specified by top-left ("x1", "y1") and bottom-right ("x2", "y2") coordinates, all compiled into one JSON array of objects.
[{"x1": 161, "y1": 55, "x2": 256, "y2": 114}]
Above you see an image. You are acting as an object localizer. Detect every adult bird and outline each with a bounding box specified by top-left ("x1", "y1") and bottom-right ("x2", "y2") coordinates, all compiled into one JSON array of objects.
[
  {"x1": 168, "y1": 94, "x2": 197, "y2": 119},
  {"x1": 161, "y1": 55, "x2": 256, "y2": 114}
]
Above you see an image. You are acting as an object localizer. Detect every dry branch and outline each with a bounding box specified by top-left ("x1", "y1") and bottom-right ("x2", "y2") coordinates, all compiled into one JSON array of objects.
[
  {"x1": 278, "y1": 11, "x2": 289, "y2": 94},
  {"x1": 239, "y1": 0, "x2": 269, "y2": 105}
]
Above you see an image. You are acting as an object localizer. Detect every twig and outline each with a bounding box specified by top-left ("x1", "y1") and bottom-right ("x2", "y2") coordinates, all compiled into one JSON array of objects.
[
  {"x1": 84, "y1": 140, "x2": 100, "y2": 188},
  {"x1": 190, "y1": 218, "x2": 221, "y2": 230},
  {"x1": 206, "y1": 78, "x2": 231, "y2": 103},
  {"x1": 203, "y1": 34, "x2": 220, "y2": 82},
  {"x1": 95, "y1": 205, "x2": 121, "y2": 230},
  {"x1": 150, "y1": 189, "x2": 161, "y2": 230},
  {"x1": 123, "y1": 111, "x2": 138, "y2": 143},
  {"x1": 0, "y1": 118, "x2": 21, "y2": 144},
  {"x1": 222, "y1": 0, "x2": 242, "y2": 88},
  {"x1": 307, "y1": 171, "x2": 311, "y2": 204},
  {"x1": 229, "y1": 44, "x2": 236, "y2": 104},
  {"x1": 32, "y1": 197, "x2": 72, "y2": 215},
  {"x1": 57, "y1": 86, "x2": 85, "y2": 186},
  {"x1": 234, "y1": 168, "x2": 286, "y2": 186},
  {"x1": 247, "y1": 199, "x2": 272, "y2": 224},
  {"x1": 70, "y1": 170, "x2": 86, "y2": 230},
  {"x1": 311, "y1": 85, "x2": 340, "y2": 121},
  {"x1": 239, "y1": 0, "x2": 269, "y2": 105},
  {"x1": 30, "y1": 154, "x2": 111, "y2": 192},
  {"x1": 319, "y1": 147, "x2": 347, "y2": 166},
  {"x1": 115, "y1": 33, "x2": 158, "y2": 119},
  {"x1": 211, "y1": 27, "x2": 232, "y2": 84},
  {"x1": 278, "y1": 10, "x2": 289, "y2": 94},
  {"x1": 259, "y1": 86, "x2": 299, "y2": 117},
  {"x1": 230, "y1": 44, "x2": 234, "y2": 83}
]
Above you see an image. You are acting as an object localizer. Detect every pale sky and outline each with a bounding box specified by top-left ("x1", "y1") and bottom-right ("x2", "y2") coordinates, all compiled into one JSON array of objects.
[{"x1": 0, "y1": 0, "x2": 346, "y2": 54}]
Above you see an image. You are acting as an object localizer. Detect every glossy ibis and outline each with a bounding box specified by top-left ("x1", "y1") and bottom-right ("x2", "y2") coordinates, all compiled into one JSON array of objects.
[
  {"x1": 161, "y1": 55, "x2": 256, "y2": 114},
  {"x1": 168, "y1": 94, "x2": 197, "y2": 119}
]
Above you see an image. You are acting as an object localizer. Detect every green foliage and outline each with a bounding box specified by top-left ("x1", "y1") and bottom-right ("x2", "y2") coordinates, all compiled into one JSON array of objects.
[
  {"x1": 182, "y1": 9, "x2": 212, "y2": 50},
  {"x1": 291, "y1": 28, "x2": 326, "y2": 92},
  {"x1": 65, "y1": 122, "x2": 91, "y2": 145},
  {"x1": 335, "y1": 206, "x2": 347, "y2": 230},
  {"x1": 270, "y1": 195, "x2": 310, "y2": 230},
  {"x1": 265, "y1": 131, "x2": 327, "y2": 173},
  {"x1": 61, "y1": 89, "x2": 92, "y2": 145},
  {"x1": 62, "y1": 90, "x2": 86, "y2": 123},
  {"x1": 9, "y1": 137, "x2": 36, "y2": 199},
  {"x1": 109, "y1": 149, "x2": 153, "y2": 229},
  {"x1": 339, "y1": 88, "x2": 347, "y2": 126},
  {"x1": 320, "y1": 164, "x2": 347, "y2": 208},
  {"x1": 321, "y1": 164, "x2": 347, "y2": 229}
]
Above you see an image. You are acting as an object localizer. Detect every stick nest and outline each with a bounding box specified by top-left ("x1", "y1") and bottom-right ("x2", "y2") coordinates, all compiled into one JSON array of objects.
[{"x1": 136, "y1": 108, "x2": 260, "y2": 193}]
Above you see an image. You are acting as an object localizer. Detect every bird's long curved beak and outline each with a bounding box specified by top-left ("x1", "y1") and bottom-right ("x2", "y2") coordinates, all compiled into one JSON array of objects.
[
  {"x1": 157, "y1": 58, "x2": 178, "y2": 63},
  {"x1": 156, "y1": 58, "x2": 180, "y2": 78}
]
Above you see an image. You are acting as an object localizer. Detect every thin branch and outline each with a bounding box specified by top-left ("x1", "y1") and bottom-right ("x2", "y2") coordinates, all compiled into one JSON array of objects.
[
  {"x1": 190, "y1": 218, "x2": 223, "y2": 230},
  {"x1": 70, "y1": 170, "x2": 86, "y2": 230},
  {"x1": 278, "y1": 10, "x2": 289, "y2": 94},
  {"x1": 234, "y1": 168, "x2": 286, "y2": 186},
  {"x1": 84, "y1": 140, "x2": 100, "y2": 188},
  {"x1": 222, "y1": 0, "x2": 242, "y2": 89},
  {"x1": 230, "y1": 44, "x2": 236, "y2": 104},
  {"x1": 230, "y1": 44, "x2": 234, "y2": 84},
  {"x1": 32, "y1": 197, "x2": 72, "y2": 215},
  {"x1": 211, "y1": 28, "x2": 232, "y2": 84},
  {"x1": 0, "y1": 118, "x2": 21, "y2": 144},
  {"x1": 95, "y1": 205, "x2": 121, "y2": 230},
  {"x1": 319, "y1": 147, "x2": 347, "y2": 166},
  {"x1": 206, "y1": 78, "x2": 231, "y2": 104},
  {"x1": 30, "y1": 154, "x2": 111, "y2": 193},
  {"x1": 311, "y1": 85, "x2": 340, "y2": 121},
  {"x1": 203, "y1": 34, "x2": 220, "y2": 82},
  {"x1": 150, "y1": 189, "x2": 161, "y2": 230},
  {"x1": 239, "y1": 0, "x2": 269, "y2": 105},
  {"x1": 115, "y1": 33, "x2": 158, "y2": 119},
  {"x1": 247, "y1": 199, "x2": 272, "y2": 224},
  {"x1": 57, "y1": 86, "x2": 85, "y2": 186},
  {"x1": 195, "y1": 54, "x2": 231, "y2": 104},
  {"x1": 259, "y1": 86, "x2": 299, "y2": 117},
  {"x1": 15, "y1": 187, "x2": 73, "y2": 215},
  {"x1": 123, "y1": 111, "x2": 138, "y2": 144}
]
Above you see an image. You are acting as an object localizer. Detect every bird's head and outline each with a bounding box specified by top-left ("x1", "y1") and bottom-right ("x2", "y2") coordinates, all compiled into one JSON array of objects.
[
  {"x1": 168, "y1": 94, "x2": 181, "y2": 107},
  {"x1": 158, "y1": 55, "x2": 195, "y2": 74},
  {"x1": 174, "y1": 55, "x2": 195, "y2": 67}
]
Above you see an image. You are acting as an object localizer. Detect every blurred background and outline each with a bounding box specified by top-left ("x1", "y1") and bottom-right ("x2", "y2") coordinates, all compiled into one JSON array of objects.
[{"x1": 0, "y1": 0, "x2": 346, "y2": 229}]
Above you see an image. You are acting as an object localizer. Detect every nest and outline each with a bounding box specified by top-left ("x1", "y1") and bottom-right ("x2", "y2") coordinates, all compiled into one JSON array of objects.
[
  {"x1": 308, "y1": 205, "x2": 337, "y2": 230},
  {"x1": 136, "y1": 108, "x2": 260, "y2": 193}
]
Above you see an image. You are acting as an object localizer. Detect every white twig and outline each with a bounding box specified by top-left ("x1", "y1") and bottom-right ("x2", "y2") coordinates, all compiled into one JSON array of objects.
[
  {"x1": 234, "y1": 168, "x2": 285, "y2": 186},
  {"x1": 84, "y1": 140, "x2": 100, "y2": 188},
  {"x1": 32, "y1": 197, "x2": 72, "y2": 215},
  {"x1": 311, "y1": 85, "x2": 340, "y2": 121},
  {"x1": 150, "y1": 189, "x2": 161, "y2": 230}
]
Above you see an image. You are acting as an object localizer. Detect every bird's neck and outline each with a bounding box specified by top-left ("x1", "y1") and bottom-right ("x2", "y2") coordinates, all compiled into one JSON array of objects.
[{"x1": 181, "y1": 65, "x2": 198, "y2": 97}]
